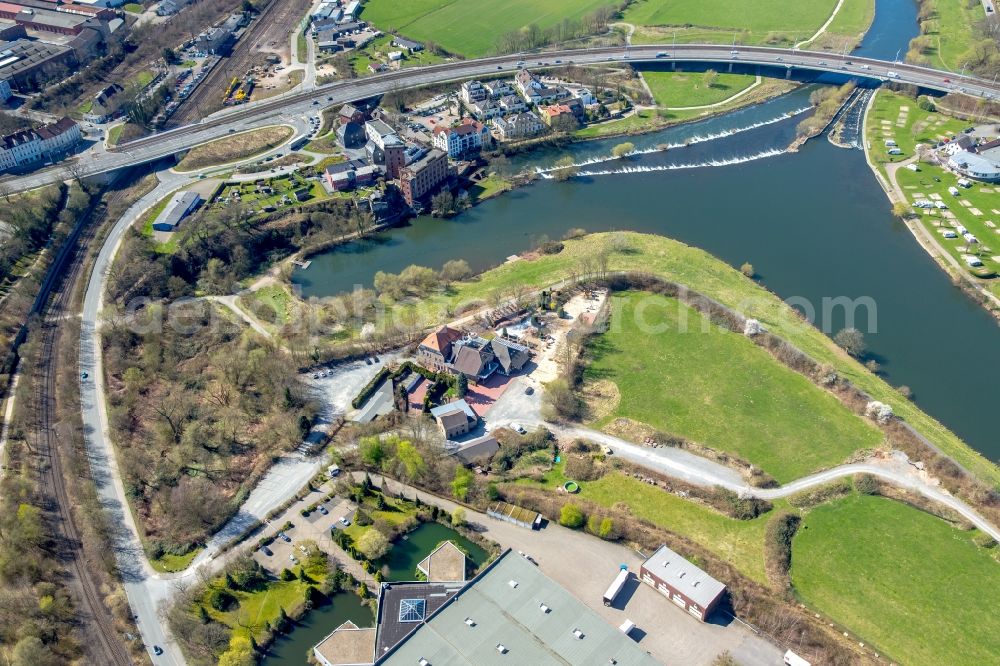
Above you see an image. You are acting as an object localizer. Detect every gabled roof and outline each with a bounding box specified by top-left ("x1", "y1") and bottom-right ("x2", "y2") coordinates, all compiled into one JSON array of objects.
[
  {"x1": 490, "y1": 337, "x2": 530, "y2": 373},
  {"x1": 451, "y1": 343, "x2": 493, "y2": 377},
  {"x1": 419, "y1": 325, "x2": 463, "y2": 356}
]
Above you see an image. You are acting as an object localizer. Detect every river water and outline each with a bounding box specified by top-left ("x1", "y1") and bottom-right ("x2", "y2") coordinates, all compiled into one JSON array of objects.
[{"x1": 293, "y1": 0, "x2": 1000, "y2": 466}]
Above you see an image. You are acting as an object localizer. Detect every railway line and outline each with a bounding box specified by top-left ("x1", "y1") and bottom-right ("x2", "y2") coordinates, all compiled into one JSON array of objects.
[
  {"x1": 167, "y1": 0, "x2": 312, "y2": 128},
  {"x1": 31, "y1": 184, "x2": 134, "y2": 666}
]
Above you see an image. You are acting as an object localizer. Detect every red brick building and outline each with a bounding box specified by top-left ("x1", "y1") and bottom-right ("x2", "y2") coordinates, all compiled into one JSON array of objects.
[{"x1": 399, "y1": 148, "x2": 448, "y2": 206}]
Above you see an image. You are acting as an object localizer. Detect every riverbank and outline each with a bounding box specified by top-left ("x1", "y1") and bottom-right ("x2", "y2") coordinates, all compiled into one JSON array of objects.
[{"x1": 860, "y1": 88, "x2": 1000, "y2": 321}]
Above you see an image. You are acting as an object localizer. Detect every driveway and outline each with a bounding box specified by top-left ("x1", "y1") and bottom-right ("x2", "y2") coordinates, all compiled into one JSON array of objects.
[{"x1": 303, "y1": 352, "x2": 403, "y2": 423}]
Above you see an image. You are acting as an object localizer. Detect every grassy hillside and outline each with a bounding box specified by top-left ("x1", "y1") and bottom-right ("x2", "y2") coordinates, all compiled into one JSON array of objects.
[
  {"x1": 792, "y1": 494, "x2": 1000, "y2": 665},
  {"x1": 584, "y1": 292, "x2": 883, "y2": 482},
  {"x1": 360, "y1": 0, "x2": 617, "y2": 57}
]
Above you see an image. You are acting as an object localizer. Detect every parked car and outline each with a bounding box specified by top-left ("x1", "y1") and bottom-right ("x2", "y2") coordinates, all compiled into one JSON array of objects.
[
  {"x1": 278, "y1": 532, "x2": 291, "y2": 543},
  {"x1": 261, "y1": 546, "x2": 273, "y2": 556},
  {"x1": 524, "y1": 386, "x2": 534, "y2": 395},
  {"x1": 318, "y1": 505, "x2": 329, "y2": 515},
  {"x1": 339, "y1": 516, "x2": 351, "y2": 527},
  {"x1": 512, "y1": 423, "x2": 527, "y2": 434},
  {"x1": 289, "y1": 554, "x2": 299, "y2": 564},
  {"x1": 153, "y1": 646, "x2": 164, "y2": 655}
]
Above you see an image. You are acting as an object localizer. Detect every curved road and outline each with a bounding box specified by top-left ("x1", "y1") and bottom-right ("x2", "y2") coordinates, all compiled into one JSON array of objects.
[{"x1": 4, "y1": 43, "x2": 1000, "y2": 193}]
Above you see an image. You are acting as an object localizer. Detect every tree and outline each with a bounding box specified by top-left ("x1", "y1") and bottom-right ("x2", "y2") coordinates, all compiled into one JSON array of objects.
[
  {"x1": 891, "y1": 201, "x2": 912, "y2": 219},
  {"x1": 357, "y1": 529, "x2": 390, "y2": 560},
  {"x1": 162, "y1": 47, "x2": 178, "y2": 64},
  {"x1": 703, "y1": 69, "x2": 719, "y2": 88},
  {"x1": 218, "y1": 636, "x2": 256, "y2": 666},
  {"x1": 559, "y1": 503, "x2": 585, "y2": 528},
  {"x1": 279, "y1": 568, "x2": 296, "y2": 581},
  {"x1": 611, "y1": 142, "x2": 635, "y2": 158},
  {"x1": 451, "y1": 465, "x2": 474, "y2": 500},
  {"x1": 393, "y1": 440, "x2": 426, "y2": 481},
  {"x1": 440, "y1": 259, "x2": 472, "y2": 282},
  {"x1": 208, "y1": 588, "x2": 237, "y2": 612},
  {"x1": 834, "y1": 327, "x2": 866, "y2": 357},
  {"x1": 431, "y1": 190, "x2": 456, "y2": 217},
  {"x1": 740, "y1": 262, "x2": 755, "y2": 278},
  {"x1": 11, "y1": 637, "x2": 58, "y2": 666},
  {"x1": 359, "y1": 436, "x2": 387, "y2": 468},
  {"x1": 456, "y1": 373, "x2": 468, "y2": 398},
  {"x1": 451, "y1": 507, "x2": 466, "y2": 526},
  {"x1": 552, "y1": 156, "x2": 578, "y2": 181}
]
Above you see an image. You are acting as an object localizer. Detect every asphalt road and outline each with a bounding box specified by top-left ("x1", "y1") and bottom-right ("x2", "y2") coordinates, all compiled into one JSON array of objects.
[{"x1": 4, "y1": 43, "x2": 999, "y2": 193}]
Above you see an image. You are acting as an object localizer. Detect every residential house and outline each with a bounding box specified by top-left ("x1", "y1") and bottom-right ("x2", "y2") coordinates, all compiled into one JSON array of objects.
[
  {"x1": 493, "y1": 111, "x2": 545, "y2": 141},
  {"x1": 393, "y1": 36, "x2": 422, "y2": 52},
  {"x1": 540, "y1": 103, "x2": 580, "y2": 131},
  {"x1": 498, "y1": 94, "x2": 526, "y2": 114},
  {"x1": 399, "y1": 148, "x2": 450, "y2": 205},
  {"x1": 449, "y1": 336, "x2": 497, "y2": 383},
  {"x1": 514, "y1": 68, "x2": 542, "y2": 97},
  {"x1": 460, "y1": 79, "x2": 486, "y2": 104},
  {"x1": 338, "y1": 102, "x2": 366, "y2": 125},
  {"x1": 336, "y1": 120, "x2": 365, "y2": 149},
  {"x1": 430, "y1": 399, "x2": 477, "y2": 439},
  {"x1": 417, "y1": 325, "x2": 464, "y2": 372},
  {"x1": 576, "y1": 87, "x2": 597, "y2": 105},
  {"x1": 0, "y1": 116, "x2": 79, "y2": 172},
  {"x1": 491, "y1": 337, "x2": 530, "y2": 375},
  {"x1": 84, "y1": 82, "x2": 124, "y2": 123},
  {"x1": 522, "y1": 84, "x2": 569, "y2": 106},
  {"x1": 469, "y1": 98, "x2": 501, "y2": 120},
  {"x1": 483, "y1": 79, "x2": 514, "y2": 98},
  {"x1": 432, "y1": 118, "x2": 489, "y2": 158}
]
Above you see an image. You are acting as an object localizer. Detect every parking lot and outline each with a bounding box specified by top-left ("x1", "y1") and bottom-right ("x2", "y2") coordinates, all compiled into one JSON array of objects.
[{"x1": 253, "y1": 490, "x2": 359, "y2": 575}]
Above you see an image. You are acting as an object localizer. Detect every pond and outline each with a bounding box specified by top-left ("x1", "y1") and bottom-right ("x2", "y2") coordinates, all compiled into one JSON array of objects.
[
  {"x1": 381, "y1": 520, "x2": 489, "y2": 581},
  {"x1": 261, "y1": 590, "x2": 373, "y2": 666}
]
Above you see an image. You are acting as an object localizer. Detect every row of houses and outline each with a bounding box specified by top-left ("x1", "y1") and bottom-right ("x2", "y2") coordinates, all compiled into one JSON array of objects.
[{"x1": 0, "y1": 115, "x2": 79, "y2": 171}]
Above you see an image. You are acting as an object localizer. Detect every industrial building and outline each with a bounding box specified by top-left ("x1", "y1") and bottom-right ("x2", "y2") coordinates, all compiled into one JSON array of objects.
[
  {"x1": 399, "y1": 148, "x2": 449, "y2": 206},
  {"x1": 313, "y1": 549, "x2": 657, "y2": 666},
  {"x1": 0, "y1": 75, "x2": 10, "y2": 100},
  {"x1": 0, "y1": 2, "x2": 96, "y2": 35},
  {"x1": 639, "y1": 544, "x2": 726, "y2": 622},
  {"x1": 0, "y1": 38, "x2": 74, "y2": 89},
  {"x1": 151, "y1": 190, "x2": 201, "y2": 232}
]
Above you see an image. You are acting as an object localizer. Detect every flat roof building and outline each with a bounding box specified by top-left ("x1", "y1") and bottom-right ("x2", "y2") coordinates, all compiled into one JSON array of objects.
[
  {"x1": 399, "y1": 148, "x2": 448, "y2": 206},
  {"x1": 639, "y1": 544, "x2": 726, "y2": 622},
  {"x1": 380, "y1": 550, "x2": 659, "y2": 666},
  {"x1": 151, "y1": 190, "x2": 200, "y2": 232},
  {"x1": 0, "y1": 38, "x2": 73, "y2": 90}
]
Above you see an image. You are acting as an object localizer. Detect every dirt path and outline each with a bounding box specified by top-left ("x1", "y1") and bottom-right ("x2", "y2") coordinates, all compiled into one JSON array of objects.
[{"x1": 795, "y1": 0, "x2": 847, "y2": 48}]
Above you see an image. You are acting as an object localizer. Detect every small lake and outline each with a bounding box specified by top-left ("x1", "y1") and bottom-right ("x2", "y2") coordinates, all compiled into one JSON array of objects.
[
  {"x1": 261, "y1": 591, "x2": 373, "y2": 666},
  {"x1": 382, "y1": 520, "x2": 489, "y2": 581}
]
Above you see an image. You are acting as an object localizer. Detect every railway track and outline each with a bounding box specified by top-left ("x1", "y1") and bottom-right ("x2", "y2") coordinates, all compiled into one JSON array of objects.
[
  {"x1": 167, "y1": 0, "x2": 311, "y2": 128},
  {"x1": 31, "y1": 185, "x2": 133, "y2": 666}
]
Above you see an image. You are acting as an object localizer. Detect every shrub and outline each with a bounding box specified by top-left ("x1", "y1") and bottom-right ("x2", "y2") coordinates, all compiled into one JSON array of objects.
[
  {"x1": 357, "y1": 529, "x2": 390, "y2": 560},
  {"x1": 764, "y1": 512, "x2": 801, "y2": 588},
  {"x1": 539, "y1": 240, "x2": 564, "y2": 255},
  {"x1": 740, "y1": 262, "x2": 755, "y2": 278},
  {"x1": 451, "y1": 507, "x2": 466, "y2": 526},
  {"x1": 207, "y1": 588, "x2": 237, "y2": 612},
  {"x1": 279, "y1": 568, "x2": 296, "y2": 581},
  {"x1": 854, "y1": 473, "x2": 880, "y2": 495},
  {"x1": 559, "y1": 503, "x2": 585, "y2": 528}
]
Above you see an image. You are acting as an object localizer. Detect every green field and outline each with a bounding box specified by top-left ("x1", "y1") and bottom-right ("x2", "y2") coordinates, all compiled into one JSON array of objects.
[
  {"x1": 123, "y1": 2, "x2": 143, "y2": 13},
  {"x1": 865, "y1": 90, "x2": 968, "y2": 165},
  {"x1": 643, "y1": 71, "x2": 756, "y2": 108},
  {"x1": 915, "y1": 0, "x2": 984, "y2": 71},
  {"x1": 239, "y1": 284, "x2": 294, "y2": 328},
  {"x1": 792, "y1": 494, "x2": 1000, "y2": 665},
  {"x1": 519, "y1": 462, "x2": 771, "y2": 582},
  {"x1": 583, "y1": 292, "x2": 882, "y2": 482},
  {"x1": 150, "y1": 547, "x2": 201, "y2": 573},
  {"x1": 627, "y1": 0, "x2": 839, "y2": 44},
  {"x1": 360, "y1": 0, "x2": 617, "y2": 57}
]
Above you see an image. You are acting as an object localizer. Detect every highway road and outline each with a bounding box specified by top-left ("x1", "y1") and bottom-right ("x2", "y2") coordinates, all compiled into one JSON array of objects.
[{"x1": 4, "y1": 43, "x2": 1000, "y2": 194}]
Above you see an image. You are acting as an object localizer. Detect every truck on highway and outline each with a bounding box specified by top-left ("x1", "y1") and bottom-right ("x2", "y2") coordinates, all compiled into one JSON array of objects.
[
  {"x1": 887, "y1": 70, "x2": 901, "y2": 79},
  {"x1": 603, "y1": 565, "x2": 630, "y2": 606}
]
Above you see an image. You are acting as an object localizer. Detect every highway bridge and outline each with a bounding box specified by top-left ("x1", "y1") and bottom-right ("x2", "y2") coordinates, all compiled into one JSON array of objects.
[{"x1": 3, "y1": 43, "x2": 999, "y2": 193}]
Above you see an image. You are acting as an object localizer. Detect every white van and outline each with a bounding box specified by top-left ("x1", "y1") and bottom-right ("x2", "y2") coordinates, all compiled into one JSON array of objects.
[
  {"x1": 327, "y1": 464, "x2": 341, "y2": 478},
  {"x1": 619, "y1": 619, "x2": 636, "y2": 635}
]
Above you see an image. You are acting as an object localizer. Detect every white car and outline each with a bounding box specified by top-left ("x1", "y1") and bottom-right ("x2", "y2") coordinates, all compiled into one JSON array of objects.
[
  {"x1": 511, "y1": 423, "x2": 527, "y2": 434},
  {"x1": 339, "y1": 516, "x2": 351, "y2": 527}
]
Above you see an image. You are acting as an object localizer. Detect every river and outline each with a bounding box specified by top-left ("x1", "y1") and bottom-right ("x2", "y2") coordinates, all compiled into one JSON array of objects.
[{"x1": 293, "y1": 0, "x2": 1000, "y2": 465}]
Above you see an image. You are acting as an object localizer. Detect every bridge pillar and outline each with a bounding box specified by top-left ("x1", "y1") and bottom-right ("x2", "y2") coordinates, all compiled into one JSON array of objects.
[
  {"x1": 671, "y1": 61, "x2": 676, "y2": 71},
  {"x1": 785, "y1": 66, "x2": 792, "y2": 79},
  {"x1": 728, "y1": 62, "x2": 733, "y2": 73}
]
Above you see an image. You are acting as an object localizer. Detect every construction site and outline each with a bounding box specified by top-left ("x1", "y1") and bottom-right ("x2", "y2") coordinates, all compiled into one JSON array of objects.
[{"x1": 166, "y1": 0, "x2": 312, "y2": 127}]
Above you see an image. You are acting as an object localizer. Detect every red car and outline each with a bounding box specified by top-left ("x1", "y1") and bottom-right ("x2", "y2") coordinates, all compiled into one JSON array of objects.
[{"x1": 943, "y1": 78, "x2": 951, "y2": 83}]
